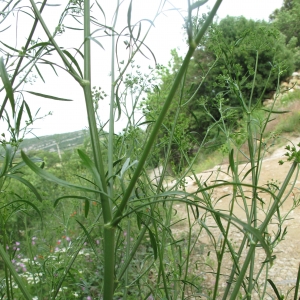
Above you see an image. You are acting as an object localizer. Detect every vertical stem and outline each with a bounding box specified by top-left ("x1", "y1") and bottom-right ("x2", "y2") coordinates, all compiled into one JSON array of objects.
[
  {"x1": 108, "y1": 1, "x2": 120, "y2": 201},
  {"x1": 83, "y1": 2, "x2": 114, "y2": 299}
]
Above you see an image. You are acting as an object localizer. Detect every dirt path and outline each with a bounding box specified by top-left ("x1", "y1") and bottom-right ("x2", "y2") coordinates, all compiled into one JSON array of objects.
[{"x1": 167, "y1": 137, "x2": 300, "y2": 299}]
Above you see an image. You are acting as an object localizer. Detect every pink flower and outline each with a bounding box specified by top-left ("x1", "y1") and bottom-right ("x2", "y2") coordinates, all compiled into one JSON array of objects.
[{"x1": 15, "y1": 242, "x2": 20, "y2": 246}]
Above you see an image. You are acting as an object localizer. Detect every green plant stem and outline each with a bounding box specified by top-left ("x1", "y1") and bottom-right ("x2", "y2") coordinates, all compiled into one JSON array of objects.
[
  {"x1": 229, "y1": 160, "x2": 298, "y2": 300},
  {"x1": 294, "y1": 263, "x2": 300, "y2": 300},
  {"x1": 108, "y1": 1, "x2": 120, "y2": 202},
  {"x1": 111, "y1": 0, "x2": 223, "y2": 227},
  {"x1": 83, "y1": 2, "x2": 114, "y2": 299}
]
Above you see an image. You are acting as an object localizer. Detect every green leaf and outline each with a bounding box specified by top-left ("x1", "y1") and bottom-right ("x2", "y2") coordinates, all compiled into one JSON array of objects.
[
  {"x1": 0, "y1": 41, "x2": 19, "y2": 53},
  {"x1": 0, "y1": 144, "x2": 12, "y2": 177},
  {"x1": 84, "y1": 198, "x2": 90, "y2": 218},
  {"x1": 0, "y1": 243, "x2": 32, "y2": 299},
  {"x1": 54, "y1": 195, "x2": 94, "y2": 208},
  {"x1": 5, "y1": 174, "x2": 42, "y2": 202},
  {"x1": 27, "y1": 41, "x2": 51, "y2": 52},
  {"x1": 0, "y1": 56, "x2": 15, "y2": 115},
  {"x1": 147, "y1": 227, "x2": 158, "y2": 260},
  {"x1": 127, "y1": 0, "x2": 133, "y2": 38},
  {"x1": 76, "y1": 220, "x2": 100, "y2": 259},
  {"x1": 34, "y1": 64, "x2": 45, "y2": 83},
  {"x1": 217, "y1": 211, "x2": 273, "y2": 262},
  {"x1": 9, "y1": 157, "x2": 42, "y2": 173},
  {"x1": 87, "y1": 36, "x2": 105, "y2": 50},
  {"x1": 77, "y1": 149, "x2": 103, "y2": 190},
  {"x1": 261, "y1": 108, "x2": 289, "y2": 114},
  {"x1": 21, "y1": 151, "x2": 100, "y2": 194},
  {"x1": 0, "y1": 199, "x2": 43, "y2": 227},
  {"x1": 24, "y1": 100, "x2": 33, "y2": 124},
  {"x1": 62, "y1": 49, "x2": 83, "y2": 78},
  {"x1": 24, "y1": 91, "x2": 73, "y2": 101},
  {"x1": 16, "y1": 101, "x2": 24, "y2": 136},
  {"x1": 267, "y1": 279, "x2": 283, "y2": 300}
]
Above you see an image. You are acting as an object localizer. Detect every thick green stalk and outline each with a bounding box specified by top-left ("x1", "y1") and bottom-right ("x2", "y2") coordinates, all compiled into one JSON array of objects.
[
  {"x1": 107, "y1": 1, "x2": 120, "y2": 201},
  {"x1": 111, "y1": 0, "x2": 223, "y2": 227},
  {"x1": 83, "y1": 2, "x2": 114, "y2": 299}
]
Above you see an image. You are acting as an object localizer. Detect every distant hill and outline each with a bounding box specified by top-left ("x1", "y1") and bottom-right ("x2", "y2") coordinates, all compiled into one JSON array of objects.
[{"x1": 20, "y1": 130, "x2": 89, "y2": 153}]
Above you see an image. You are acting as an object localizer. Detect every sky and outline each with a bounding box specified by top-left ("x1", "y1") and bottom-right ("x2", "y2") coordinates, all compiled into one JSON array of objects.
[{"x1": 0, "y1": 0, "x2": 284, "y2": 138}]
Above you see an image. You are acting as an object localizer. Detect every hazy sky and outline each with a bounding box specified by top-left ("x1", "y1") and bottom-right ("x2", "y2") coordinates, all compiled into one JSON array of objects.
[{"x1": 1, "y1": 0, "x2": 284, "y2": 137}]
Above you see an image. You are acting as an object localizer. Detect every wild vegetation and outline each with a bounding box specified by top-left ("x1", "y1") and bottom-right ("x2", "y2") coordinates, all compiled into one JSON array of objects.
[{"x1": 1, "y1": 0, "x2": 300, "y2": 299}]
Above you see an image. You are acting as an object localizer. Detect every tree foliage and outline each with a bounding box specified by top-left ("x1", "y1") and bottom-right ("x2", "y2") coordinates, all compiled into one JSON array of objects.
[
  {"x1": 143, "y1": 15, "x2": 296, "y2": 171},
  {"x1": 270, "y1": 0, "x2": 300, "y2": 68}
]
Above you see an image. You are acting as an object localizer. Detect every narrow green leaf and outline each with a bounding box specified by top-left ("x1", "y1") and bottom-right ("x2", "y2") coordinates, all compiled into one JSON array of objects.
[
  {"x1": 148, "y1": 227, "x2": 158, "y2": 260},
  {"x1": 62, "y1": 49, "x2": 83, "y2": 78},
  {"x1": 0, "y1": 199, "x2": 43, "y2": 226},
  {"x1": 25, "y1": 91, "x2": 73, "y2": 101},
  {"x1": 24, "y1": 101, "x2": 33, "y2": 124},
  {"x1": 27, "y1": 42, "x2": 51, "y2": 52},
  {"x1": 0, "y1": 41, "x2": 19, "y2": 53},
  {"x1": 9, "y1": 157, "x2": 43, "y2": 173},
  {"x1": 54, "y1": 195, "x2": 93, "y2": 207},
  {"x1": 267, "y1": 279, "x2": 283, "y2": 300},
  {"x1": 261, "y1": 108, "x2": 289, "y2": 114},
  {"x1": 77, "y1": 149, "x2": 103, "y2": 190},
  {"x1": 0, "y1": 144, "x2": 12, "y2": 177},
  {"x1": 76, "y1": 220, "x2": 100, "y2": 259},
  {"x1": 21, "y1": 151, "x2": 99, "y2": 194},
  {"x1": 127, "y1": 0, "x2": 133, "y2": 38},
  {"x1": 218, "y1": 211, "x2": 273, "y2": 261},
  {"x1": 0, "y1": 25, "x2": 11, "y2": 33},
  {"x1": 294, "y1": 263, "x2": 300, "y2": 300},
  {"x1": 0, "y1": 56, "x2": 15, "y2": 114},
  {"x1": 16, "y1": 101, "x2": 25, "y2": 136},
  {"x1": 88, "y1": 36, "x2": 105, "y2": 50},
  {"x1": 84, "y1": 198, "x2": 90, "y2": 218},
  {"x1": 6, "y1": 174, "x2": 42, "y2": 202},
  {"x1": 242, "y1": 166, "x2": 256, "y2": 181},
  {"x1": 0, "y1": 244, "x2": 32, "y2": 299},
  {"x1": 34, "y1": 64, "x2": 45, "y2": 83},
  {"x1": 115, "y1": 84, "x2": 122, "y2": 121},
  {"x1": 120, "y1": 158, "x2": 130, "y2": 178},
  {"x1": 95, "y1": 0, "x2": 106, "y2": 23}
]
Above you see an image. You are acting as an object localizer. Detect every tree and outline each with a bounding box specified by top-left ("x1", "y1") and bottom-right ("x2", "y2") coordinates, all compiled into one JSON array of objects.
[
  {"x1": 270, "y1": 0, "x2": 300, "y2": 68},
  {"x1": 143, "y1": 16, "x2": 295, "y2": 171}
]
